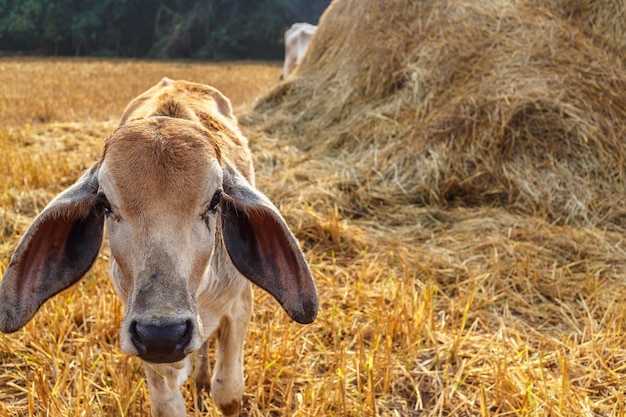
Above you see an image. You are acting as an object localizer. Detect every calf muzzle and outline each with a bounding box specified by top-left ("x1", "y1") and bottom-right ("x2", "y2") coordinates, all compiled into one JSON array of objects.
[{"x1": 129, "y1": 319, "x2": 193, "y2": 363}]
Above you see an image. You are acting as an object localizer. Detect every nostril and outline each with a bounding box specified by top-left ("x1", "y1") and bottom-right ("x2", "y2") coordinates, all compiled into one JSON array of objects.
[
  {"x1": 129, "y1": 320, "x2": 147, "y2": 355},
  {"x1": 176, "y1": 320, "x2": 193, "y2": 351}
]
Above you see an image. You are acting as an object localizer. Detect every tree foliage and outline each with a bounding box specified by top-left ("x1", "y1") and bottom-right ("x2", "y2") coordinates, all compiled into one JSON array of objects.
[{"x1": 0, "y1": 0, "x2": 330, "y2": 59}]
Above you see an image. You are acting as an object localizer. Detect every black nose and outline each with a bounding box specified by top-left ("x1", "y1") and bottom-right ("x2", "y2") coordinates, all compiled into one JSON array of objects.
[{"x1": 129, "y1": 320, "x2": 193, "y2": 363}]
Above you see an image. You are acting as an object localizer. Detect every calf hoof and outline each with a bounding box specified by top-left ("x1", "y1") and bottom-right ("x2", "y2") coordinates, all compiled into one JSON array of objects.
[{"x1": 218, "y1": 399, "x2": 240, "y2": 417}]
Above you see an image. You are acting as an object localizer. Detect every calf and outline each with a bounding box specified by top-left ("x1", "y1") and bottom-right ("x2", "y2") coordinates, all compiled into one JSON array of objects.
[{"x1": 0, "y1": 78, "x2": 318, "y2": 416}]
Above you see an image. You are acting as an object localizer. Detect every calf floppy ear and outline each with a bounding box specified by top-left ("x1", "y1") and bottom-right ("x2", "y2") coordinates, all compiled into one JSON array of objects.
[
  {"x1": 220, "y1": 165, "x2": 318, "y2": 324},
  {"x1": 0, "y1": 164, "x2": 104, "y2": 333}
]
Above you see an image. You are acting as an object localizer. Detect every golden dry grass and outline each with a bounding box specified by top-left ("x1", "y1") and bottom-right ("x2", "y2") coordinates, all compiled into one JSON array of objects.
[
  {"x1": 534, "y1": 0, "x2": 626, "y2": 62},
  {"x1": 1, "y1": 1, "x2": 626, "y2": 414},
  {"x1": 253, "y1": 0, "x2": 626, "y2": 228},
  {"x1": 245, "y1": 0, "x2": 626, "y2": 415}
]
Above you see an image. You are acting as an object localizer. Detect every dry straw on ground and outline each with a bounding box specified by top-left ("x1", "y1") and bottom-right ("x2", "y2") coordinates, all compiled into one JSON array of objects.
[
  {"x1": 244, "y1": 0, "x2": 626, "y2": 415},
  {"x1": 2, "y1": 0, "x2": 626, "y2": 415},
  {"x1": 250, "y1": 0, "x2": 626, "y2": 227},
  {"x1": 535, "y1": 0, "x2": 626, "y2": 62}
]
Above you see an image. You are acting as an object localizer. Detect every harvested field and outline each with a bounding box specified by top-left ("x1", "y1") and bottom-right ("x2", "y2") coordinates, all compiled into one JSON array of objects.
[
  {"x1": 1, "y1": 0, "x2": 626, "y2": 416},
  {"x1": 246, "y1": 0, "x2": 626, "y2": 415}
]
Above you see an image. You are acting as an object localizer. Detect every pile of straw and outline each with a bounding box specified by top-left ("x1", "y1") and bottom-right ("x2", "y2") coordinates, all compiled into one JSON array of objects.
[
  {"x1": 247, "y1": 0, "x2": 626, "y2": 228},
  {"x1": 241, "y1": 2, "x2": 626, "y2": 412},
  {"x1": 2, "y1": 4, "x2": 626, "y2": 412},
  {"x1": 536, "y1": 0, "x2": 626, "y2": 62}
]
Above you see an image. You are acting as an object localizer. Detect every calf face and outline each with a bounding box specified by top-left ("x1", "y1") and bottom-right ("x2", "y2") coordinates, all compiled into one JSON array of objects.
[{"x1": 0, "y1": 78, "x2": 318, "y2": 416}]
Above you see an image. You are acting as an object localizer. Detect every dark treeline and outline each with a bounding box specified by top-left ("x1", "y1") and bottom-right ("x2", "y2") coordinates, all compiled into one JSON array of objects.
[{"x1": 0, "y1": 0, "x2": 330, "y2": 59}]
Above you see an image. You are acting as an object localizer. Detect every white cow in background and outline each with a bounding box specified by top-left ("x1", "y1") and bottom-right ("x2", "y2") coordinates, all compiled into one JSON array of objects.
[{"x1": 281, "y1": 22, "x2": 317, "y2": 80}]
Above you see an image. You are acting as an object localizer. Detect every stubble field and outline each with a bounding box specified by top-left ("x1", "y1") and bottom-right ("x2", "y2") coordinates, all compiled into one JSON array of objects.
[{"x1": 1, "y1": 55, "x2": 626, "y2": 417}]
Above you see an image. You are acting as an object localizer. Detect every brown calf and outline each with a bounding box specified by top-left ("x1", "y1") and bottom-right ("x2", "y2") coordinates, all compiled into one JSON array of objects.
[{"x1": 0, "y1": 78, "x2": 318, "y2": 416}]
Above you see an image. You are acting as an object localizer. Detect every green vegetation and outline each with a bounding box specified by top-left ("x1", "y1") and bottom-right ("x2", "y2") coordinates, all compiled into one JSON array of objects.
[{"x1": 0, "y1": 0, "x2": 330, "y2": 59}]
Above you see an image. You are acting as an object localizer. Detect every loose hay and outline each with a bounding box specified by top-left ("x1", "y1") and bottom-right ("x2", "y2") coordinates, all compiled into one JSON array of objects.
[
  {"x1": 2, "y1": 1, "x2": 626, "y2": 412},
  {"x1": 242, "y1": 0, "x2": 626, "y2": 415},
  {"x1": 248, "y1": 0, "x2": 626, "y2": 228},
  {"x1": 534, "y1": 0, "x2": 626, "y2": 63}
]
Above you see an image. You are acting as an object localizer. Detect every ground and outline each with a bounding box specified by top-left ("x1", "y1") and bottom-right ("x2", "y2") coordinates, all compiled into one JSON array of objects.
[{"x1": 1, "y1": 58, "x2": 626, "y2": 416}]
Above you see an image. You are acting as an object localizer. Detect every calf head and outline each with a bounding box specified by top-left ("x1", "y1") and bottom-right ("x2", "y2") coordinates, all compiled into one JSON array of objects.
[{"x1": 0, "y1": 88, "x2": 318, "y2": 369}]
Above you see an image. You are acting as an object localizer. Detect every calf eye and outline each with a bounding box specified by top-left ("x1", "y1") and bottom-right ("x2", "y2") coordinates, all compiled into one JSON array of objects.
[
  {"x1": 208, "y1": 189, "x2": 222, "y2": 213},
  {"x1": 96, "y1": 193, "x2": 114, "y2": 217}
]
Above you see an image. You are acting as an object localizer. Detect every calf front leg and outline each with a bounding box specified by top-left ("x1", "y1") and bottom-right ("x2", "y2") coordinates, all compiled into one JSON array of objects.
[
  {"x1": 196, "y1": 339, "x2": 212, "y2": 410},
  {"x1": 212, "y1": 289, "x2": 252, "y2": 417},
  {"x1": 144, "y1": 358, "x2": 193, "y2": 417}
]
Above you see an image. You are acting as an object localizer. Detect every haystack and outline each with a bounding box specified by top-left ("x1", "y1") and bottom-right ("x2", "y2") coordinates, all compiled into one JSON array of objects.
[
  {"x1": 246, "y1": 0, "x2": 626, "y2": 228},
  {"x1": 535, "y1": 0, "x2": 626, "y2": 63},
  {"x1": 241, "y1": 4, "x2": 626, "y2": 412}
]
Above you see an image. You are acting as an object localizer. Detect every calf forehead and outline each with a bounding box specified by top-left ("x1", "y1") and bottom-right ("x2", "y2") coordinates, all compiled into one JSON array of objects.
[{"x1": 103, "y1": 118, "x2": 221, "y2": 216}]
